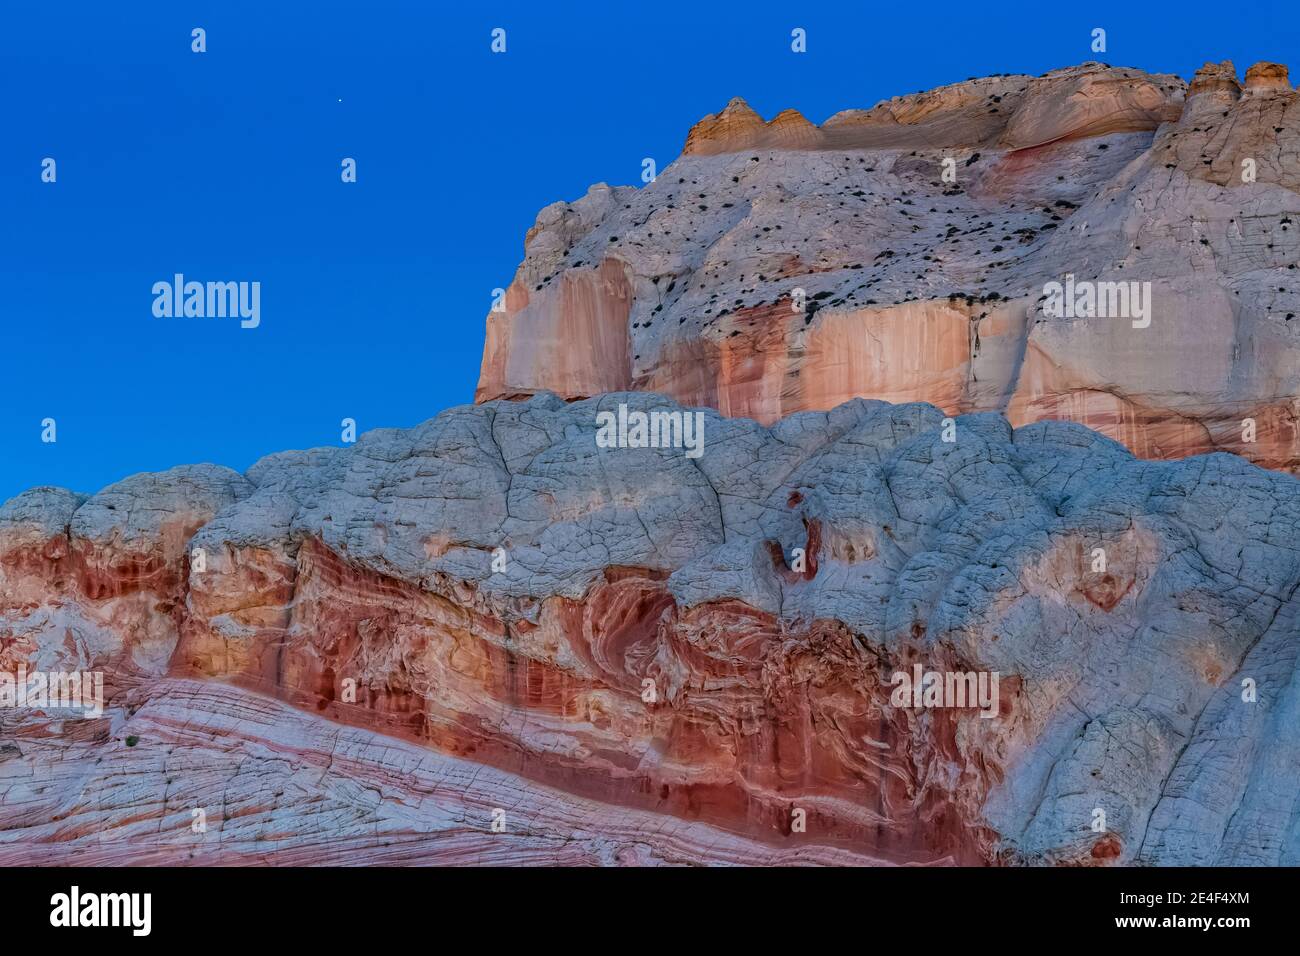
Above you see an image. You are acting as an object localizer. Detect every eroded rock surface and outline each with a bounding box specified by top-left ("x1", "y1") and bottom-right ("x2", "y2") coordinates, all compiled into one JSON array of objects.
[
  {"x1": 3, "y1": 394, "x2": 1299, "y2": 865},
  {"x1": 477, "y1": 61, "x2": 1300, "y2": 473}
]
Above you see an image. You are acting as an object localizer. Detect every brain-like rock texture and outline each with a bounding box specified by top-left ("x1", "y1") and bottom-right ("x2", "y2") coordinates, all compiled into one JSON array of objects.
[
  {"x1": 477, "y1": 61, "x2": 1300, "y2": 474},
  {"x1": 3, "y1": 391, "x2": 1299, "y2": 865}
]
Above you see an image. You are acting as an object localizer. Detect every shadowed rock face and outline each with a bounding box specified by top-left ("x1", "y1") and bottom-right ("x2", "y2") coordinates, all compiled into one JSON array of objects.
[
  {"x1": 477, "y1": 60, "x2": 1300, "y2": 473},
  {"x1": 3, "y1": 393, "x2": 1300, "y2": 865}
]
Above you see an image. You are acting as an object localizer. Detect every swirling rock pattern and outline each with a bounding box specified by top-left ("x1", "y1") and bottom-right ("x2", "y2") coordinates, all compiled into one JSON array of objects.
[{"x1": 3, "y1": 393, "x2": 1299, "y2": 865}]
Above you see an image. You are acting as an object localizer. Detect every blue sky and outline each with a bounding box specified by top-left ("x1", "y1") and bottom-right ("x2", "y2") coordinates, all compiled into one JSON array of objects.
[{"x1": 2, "y1": 0, "x2": 1295, "y2": 501}]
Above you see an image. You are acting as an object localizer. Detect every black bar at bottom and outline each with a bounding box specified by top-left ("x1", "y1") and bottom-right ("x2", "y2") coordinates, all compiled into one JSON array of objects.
[{"x1": 5, "y1": 865, "x2": 1279, "y2": 942}]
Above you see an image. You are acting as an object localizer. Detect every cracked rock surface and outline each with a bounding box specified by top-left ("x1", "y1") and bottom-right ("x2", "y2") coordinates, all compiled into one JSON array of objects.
[{"x1": 3, "y1": 392, "x2": 1299, "y2": 865}]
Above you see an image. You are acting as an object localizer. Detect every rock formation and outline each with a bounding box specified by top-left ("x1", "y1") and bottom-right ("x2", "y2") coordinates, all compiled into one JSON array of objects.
[
  {"x1": 477, "y1": 61, "x2": 1300, "y2": 473},
  {"x1": 3, "y1": 392, "x2": 1299, "y2": 865},
  {"x1": 4, "y1": 61, "x2": 1300, "y2": 867}
]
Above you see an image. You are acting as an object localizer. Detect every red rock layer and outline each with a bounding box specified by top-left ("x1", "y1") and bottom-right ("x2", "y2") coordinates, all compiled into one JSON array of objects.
[
  {"x1": 477, "y1": 257, "x2": 634, "y2": 403},
  {"x1": 0, "y1": 679, "x2": 903, "y2": 866},
  {"x1": 165, "y1": 536, "x2": 1013, "y2": 864}
]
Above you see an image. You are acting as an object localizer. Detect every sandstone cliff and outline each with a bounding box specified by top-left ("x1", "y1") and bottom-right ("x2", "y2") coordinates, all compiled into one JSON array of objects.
[
  {"x1": 5, "y1": 60, "x2": 1300, "y2": 867},
  {"x1": 3, "y1": 394, "x2": 1299, "y2": 864},
  {"x1": 477, "y1": 61, "x2": 1300, "y2": 473}
]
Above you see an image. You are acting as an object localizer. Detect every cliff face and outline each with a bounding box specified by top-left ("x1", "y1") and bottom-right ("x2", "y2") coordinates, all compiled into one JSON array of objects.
[
  {"x1": 477, "y1": 61, "x2": 1300, "y2": 473},
  {"x1": 5, "y1": 60, "x2": 1300, "y2": 867},
  {"x1": 4, "y1": 393, "x2": 1300, "y2": 865}
]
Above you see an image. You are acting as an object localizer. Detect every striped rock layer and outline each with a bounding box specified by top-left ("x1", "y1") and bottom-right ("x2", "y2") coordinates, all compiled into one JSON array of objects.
[{"x1": 3, "y1": 393, "x2": 1300, "y2": 865}]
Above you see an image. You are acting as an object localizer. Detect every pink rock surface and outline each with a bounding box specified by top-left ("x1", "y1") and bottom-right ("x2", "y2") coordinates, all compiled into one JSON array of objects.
[{"x1": 0, "y1": 679, "x2": 895, "y2": 866}]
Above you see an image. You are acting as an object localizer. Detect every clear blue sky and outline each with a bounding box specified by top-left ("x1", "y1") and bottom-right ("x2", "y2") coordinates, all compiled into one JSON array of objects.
[{"x1": 3, "y1": 0, "x2": 1295, "y2": 501}]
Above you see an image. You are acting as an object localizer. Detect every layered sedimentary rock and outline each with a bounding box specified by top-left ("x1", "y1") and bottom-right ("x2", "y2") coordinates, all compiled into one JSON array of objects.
[
  {"x1": 0, "y1": 679, "x2": 882, "y2": 866},
  {"x1": 4, "y1": 393, "x2": 1300, "y2": 865},
  {"x1": 477, "y1": 61, "x2": 1300, "y2": 472},
  {"x1": 5, "y1": 59, "x2": 1300, "y2": 868}
]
